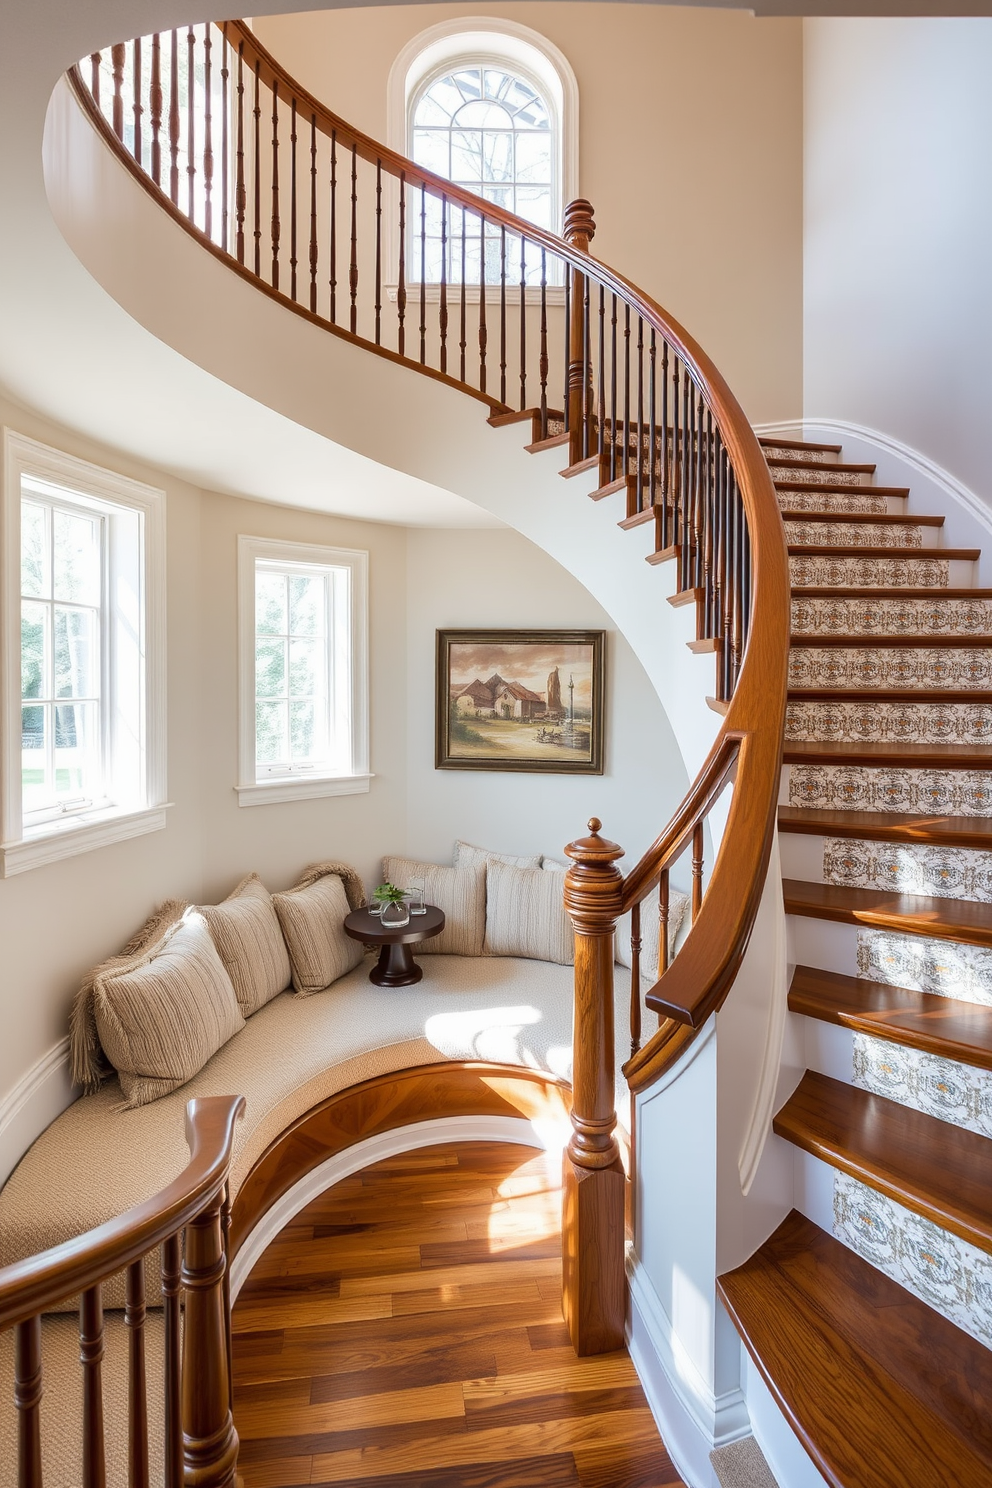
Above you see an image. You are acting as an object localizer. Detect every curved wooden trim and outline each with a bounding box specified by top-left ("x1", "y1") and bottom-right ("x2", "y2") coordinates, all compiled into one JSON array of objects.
[
  {"x1": 0, "y1": 1095, "x2": 244, "y2": 1331},
  {"x1": 230, "y1": 1062, "x2": 571, "y2": 1254}
]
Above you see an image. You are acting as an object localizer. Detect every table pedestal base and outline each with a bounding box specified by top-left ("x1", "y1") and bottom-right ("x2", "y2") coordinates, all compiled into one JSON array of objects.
[{"x1": 370, "y1": 942, "x2": 423, "y2": 987}]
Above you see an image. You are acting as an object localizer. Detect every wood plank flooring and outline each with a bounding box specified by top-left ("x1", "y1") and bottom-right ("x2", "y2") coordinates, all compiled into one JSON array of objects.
[{"x1": 232, "y1": 1141, "x2": 684, "y2": 1488}]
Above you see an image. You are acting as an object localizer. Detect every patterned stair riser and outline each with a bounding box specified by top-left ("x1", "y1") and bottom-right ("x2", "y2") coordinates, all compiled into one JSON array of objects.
[
  {"x1": 792, "y1": 596, "x2": 992, "y2": 636},
  {"x1": 784, "y1": 520, "x2": 932, "y2": 549},
  {"x1": 823, "y1": 837, "x2": 992, "y2": 904},
  {"x1": 858, "y1": 927, "x2": 992, "y2": 1006},
  {"x1": 762, "y1": 445, "x2": 836, "y2": 464},
  {"x1": 785, "y1": 699, "x2": 992, "y2": 745},
  {"x1": 851, "y1": 1032, "x2": 992, "y2": 1139},
  {"x1": 786, "y1": 764, "x2": 992, "y2": 817},
  {"x1": 833, "y1": 1174, "x2": 992, "y2": 1350},
  {"x1": 790, "y1": 556, "x2": 958, "y2": 588},
  {"x1": 773, "y1": 467, "x2": 872, "y2": 488},
  {"x1": 789, "y1": 647, "x2": 992, "y2": 691},
  {"x1": 780, "y1": 492, "x2": 895, "y2": 515}
]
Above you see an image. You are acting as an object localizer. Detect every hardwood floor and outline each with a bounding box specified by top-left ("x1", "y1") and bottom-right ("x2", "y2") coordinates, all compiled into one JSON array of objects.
[{"x1": 232, "y1": 1141, "x2": 684, "y2": 1488}]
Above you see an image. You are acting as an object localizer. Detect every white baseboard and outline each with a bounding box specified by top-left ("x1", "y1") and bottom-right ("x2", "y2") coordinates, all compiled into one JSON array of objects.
[
  {"x1": 229, "y1": 1113, "x2": 566, "y2": 1300},
  {"x1": 0, "y1": 1038, "x2": 75, "y2": 1185},
  {"x1": 626, "y1": 1249, "x2": 750, "y2": 1488}
]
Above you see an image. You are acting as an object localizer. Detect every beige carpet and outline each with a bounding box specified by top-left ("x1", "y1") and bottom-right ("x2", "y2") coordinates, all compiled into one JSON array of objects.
[{"x1": 711, "y1": 1435, "x2": 780, "y2": 1488}]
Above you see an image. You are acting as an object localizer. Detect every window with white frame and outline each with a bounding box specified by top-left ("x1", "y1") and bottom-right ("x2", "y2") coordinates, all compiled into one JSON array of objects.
[
  {"x1": 1, "y1": 431, "x2": 167, "y2": 877},
  {"x1": 237, "y1": 537, "x2": 369, "y2": 805}
]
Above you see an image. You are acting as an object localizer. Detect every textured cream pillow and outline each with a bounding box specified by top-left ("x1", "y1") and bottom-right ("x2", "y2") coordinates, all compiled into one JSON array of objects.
[
  {"x1": 453, "y1": 839, "x2": 542, "y2": 871},
  {"x1": 484, "y1": 860, "x2": 574, "y2": 965},
  {"x1": 272, "y1": 872, "x2": 364, "y2": 994},
  {"x1": 200, "y1": 873, "x2": 292, "y2": 1016},
  {"x1": 92, "y1": 912, "x2": 245, "y2": 1108},
  {"x1": 616, "y1": 889, "x2": 690, "y2": 980},
  {"x1": 382, "y1": 857, "x2": 486, "y2": 956}
]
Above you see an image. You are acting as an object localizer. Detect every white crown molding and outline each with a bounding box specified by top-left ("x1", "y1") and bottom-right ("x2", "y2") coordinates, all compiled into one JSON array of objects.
[
  {"x1": 0, "y1": 1037, "x2": 74, "y2": 1185},
  {"x1": 229, "y1": 1113, "x2": 567, "y2": 1300}
]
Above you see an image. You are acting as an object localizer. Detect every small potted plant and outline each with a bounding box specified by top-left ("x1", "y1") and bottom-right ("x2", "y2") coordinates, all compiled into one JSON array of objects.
[{"x1": 372, "y1": 881, "x2": 410, "y2": 929}]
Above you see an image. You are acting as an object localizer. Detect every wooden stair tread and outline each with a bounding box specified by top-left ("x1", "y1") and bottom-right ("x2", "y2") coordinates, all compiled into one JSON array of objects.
[
  {"x1": 781, "y1": 507, "x2": 936, "y2": 523},
  {"x1": 759, "y1": 436, "x2": 842, "y2": 453},
  {"x1": 783, "y1": 740, "x2": 992, "y2": 766},
  {"x1": 793, "y1": 588, "x2": 992, "y2": 599},
  {"x1": 783, "y1": 877, "x2": 992, "y2": 947},
  {"x1": 774, "y1": 1070, "x2": 992, "y2": 1252},
  {"x1": 718, "y1": 1210, "x2": 992, "y2": 1488},
  {"x1": 790, "y1": 633, "x2": 992, "y2": 647},
  {"x1": 789, "y1": 546, "x2": 979, "y2": 559},
  {"x1": 778, "y1": 806, "x2": 992, "y2": 848},
  {"x1": 788, "y1": 964, "x2": 992, "y2": 1071}
]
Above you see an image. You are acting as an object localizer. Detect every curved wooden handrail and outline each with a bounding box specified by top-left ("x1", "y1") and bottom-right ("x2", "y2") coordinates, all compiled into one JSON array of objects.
[{"x1": 0, "y1": 1094, "x2": 244, "y2": 1331}]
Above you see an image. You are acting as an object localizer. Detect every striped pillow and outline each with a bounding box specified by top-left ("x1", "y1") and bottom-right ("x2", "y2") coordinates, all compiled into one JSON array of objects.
[
  {"x1": 484, "y1": 861, "x2": 574, "y2": 965},
  {"x1": 92, "y1": 911, "x2": 245, "y2": 1108},
  {"x1": 200, "y1": 873, "x2": 292, "y2": 1016},
  {"x1": 272, "y1": 872, "x2": 364, "y2": 995},
  {"x1": 453, "y1": 840, "x2": 542, "y2": 871},
  {"x1": 382, "y1": 857, "x2": 486, "y2": 956}
]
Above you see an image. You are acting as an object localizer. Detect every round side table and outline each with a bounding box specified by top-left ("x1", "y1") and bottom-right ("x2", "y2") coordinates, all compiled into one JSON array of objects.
[{"x1": 343, "y1": 905, "x2": 445, "y2": 987}]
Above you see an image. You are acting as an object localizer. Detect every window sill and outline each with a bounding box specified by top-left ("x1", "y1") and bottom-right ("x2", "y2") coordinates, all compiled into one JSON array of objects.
[
  {"x1": 235, "y1": 774, "x2": 374, "y2": 807},
  {"x1": 0, "y1": 803, "x2": 172, "y2": 877}
]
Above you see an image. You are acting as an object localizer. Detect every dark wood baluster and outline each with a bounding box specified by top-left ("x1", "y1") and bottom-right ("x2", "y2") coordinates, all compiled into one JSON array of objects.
[
  {"x1": 308, "y1": 115, "x2": 318, "y2": 311},
  {"x1": 687, "y1": 388, "x2": 699, "y2": 589},
  {"x1": 629, "y1": 900, "x2": 642, "y2": 1058},
  {"x1": 671, "y1": 354, "x2": 681, "y2": 558},
  {"x1": 610, "y1": 295, "x2": 618, "y2": 481},
  {"x1": 659, "y1": 871, "x2": 670, "y2": 975},
  {"x1": 519, "y1": 235, "x2": 527, "y2": 412},
  {"x1": 220, "y1": 27, "x2": 229, "y2": 250},
  {"x1": 90, "y1": 52, "x2": 101, "y2": 111},
  {"x1": 169, "y1": 31, "x2": 180, "y2": 205},
  {"x1": 397, "y1": 173, "x2": 406, "y2": 355},
  {"x1": 202, "y1": 26, "x2": 213, "y2": 239},
  {"x1": 329, "y1": 131, "x2": 337, "y2": 322},
  {"x1": 712, "y1": 428, "x2": 726, "y2": 693},
  {"x1": 660, "y1": 339, "x2": 670, "y2": 548},
  {"x1": 680, "y1": 361, "x2": 691, "y2": 591},
  {"x1": 478, "y1": 213, "x2": 487, "y2": 396},
  {"x1": 181, "y1": 1191, "x2": 239, "y2": 1485},
  {"x1": 349, "y1": 143, "x2": 358, "y2": 334},
  {"x1": 539, "y1": 250, "x2": 549, "y2": 438},
  {"x1": 235, "y1": 42, "x2": 245, "y2": 262},
  {"x1": 419, "y1": 184, "x2": 426, "y2": 363},
  {"x1": 703, "y1": 409, "x2": 715, "y2": 638},
  {"x1": 695, "y1": 394, "x2": 706, "y2": 591},
  {"x1": 635, "y1": 317, "x2": 644, "y2": 513},
  {"x1": 648, "y1": 329, "x2": 657, "y2": 510},
  {"x1": 692, "y1": 821, "x2": 705, "y2": 920},
  {"x1": 459, "y1": 207, "x2": 467, "y2": 383},
  {"x1": 111, "y1": 43, "x2": 126, "y2": 142},
  {"x1": 14, "y1": 1316, "x2": 43, "y2": 1488},
  {"x1": 499, "y1": 225, "x2": 507, "y2": 406},
  {"x1": 252, "y1": 61, "x2": 261, "y2": 275},
  {"x1": 562, "y1": 272, "x2": 570, "y2": 436},
  {"x1": 439, "y1": 192, "x2": 448, "y2": 372},
  {"x1": 80, "y1": 1284, "x2": 106, "y2": 1488},
  {"x1": 162, "y1": 1233, "x2": 182, "y2": 1488},
  {"x1": 596, "y1": 284, "x2": 605, "y2": 470},
  {"x1": 581, "y1": 268, "x2": 590, "y2": 455},
  {"x1": 270, "y1": 79, "x2": 280, "y2": 289},
  {"x1": 131, "y1": 37, "x2": 142, "y2": 166},
  {"x1": 374, "y1": 161, "x2": 382, "y2": 343},
  {"x1": 186, "y1": 28, "x2": 196, "y2": 223},
  {"x1": 290, "y1": 99, "x2": 298, "y2": 300},
  {"x1": 622, "y1": 304, "x2": 630, "y2": 481},
  {"x1": 126, "y1": 1260, "x2": 149, "y2": 1488}
]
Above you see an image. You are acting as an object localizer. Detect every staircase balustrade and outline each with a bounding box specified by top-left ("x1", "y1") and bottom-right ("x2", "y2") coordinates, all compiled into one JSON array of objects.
[
  {"x1": 0, "y1": 1096, "x2": 244, "y2": 1488},
  {"x1": 68, "y1": 23, "x2": 791, "y2": 1359}
]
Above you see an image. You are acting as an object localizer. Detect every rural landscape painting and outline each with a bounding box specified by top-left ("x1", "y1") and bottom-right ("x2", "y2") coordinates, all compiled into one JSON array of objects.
[{"x1": 436, "y1": 630, "x2": 605, "y2": 774}]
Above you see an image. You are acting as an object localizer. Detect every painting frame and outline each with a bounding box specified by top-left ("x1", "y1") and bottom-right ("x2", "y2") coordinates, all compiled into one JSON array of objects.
[{"x1": 435, "y1": 629, "x2": 605, "y2": 775}]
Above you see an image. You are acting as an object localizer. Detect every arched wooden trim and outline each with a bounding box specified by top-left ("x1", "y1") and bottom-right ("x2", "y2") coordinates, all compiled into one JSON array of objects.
[{"x1": 229, "y1": 1062, "x2": 572, "y2": 1255}]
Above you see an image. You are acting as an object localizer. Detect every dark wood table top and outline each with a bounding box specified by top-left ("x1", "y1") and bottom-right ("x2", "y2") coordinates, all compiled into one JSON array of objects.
[{"x1": 343, "y1": 905, "x2": 445, "y2": 946}]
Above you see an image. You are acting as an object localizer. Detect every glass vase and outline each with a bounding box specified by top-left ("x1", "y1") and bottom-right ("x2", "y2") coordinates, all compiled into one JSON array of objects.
[{"x1": 380, "y1": 899, "x2": 410, "y2": 929}]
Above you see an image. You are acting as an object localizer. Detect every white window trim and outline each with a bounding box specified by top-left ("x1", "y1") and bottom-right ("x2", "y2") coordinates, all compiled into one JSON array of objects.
[
  {"x1": 236, "y1": 535, "x2": 370, "y2": 806},
  {"x1": 386, "y1": 17, "x2": 579, "y2": 303},
  {"x1": 1, "y1": 430, "x2": 168, "y2": 878}
]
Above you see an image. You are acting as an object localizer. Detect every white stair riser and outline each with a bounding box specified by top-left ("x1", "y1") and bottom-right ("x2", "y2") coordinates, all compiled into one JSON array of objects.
[
  {"x1": 787, "y1": 914, "x2": 859, "y2": 976},
  {"x1": 783, "y1": 834, "x2": 992, "y2": 906}
]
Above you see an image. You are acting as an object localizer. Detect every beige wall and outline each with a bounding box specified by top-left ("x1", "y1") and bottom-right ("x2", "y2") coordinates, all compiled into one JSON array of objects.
[
  {"x1": 254, "y1": 3, "x2": 804, "y2": 425},
  {"x1": 804, "y1": 17, "x2": 992, "y2": 512}
]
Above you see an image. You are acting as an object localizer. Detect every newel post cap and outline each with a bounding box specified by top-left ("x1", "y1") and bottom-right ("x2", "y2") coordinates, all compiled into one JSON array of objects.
[
  {"x1": 564, "y1": 819, "x2": 624, "y2": 928},
  {"x1": 563, "y1": 199, "x2": 596, "y2": 250}
]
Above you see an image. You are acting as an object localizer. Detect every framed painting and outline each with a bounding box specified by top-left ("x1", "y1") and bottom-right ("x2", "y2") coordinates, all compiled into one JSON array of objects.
[{"x1": 436, "y1": 629, "x2": 605, "y2": 774}]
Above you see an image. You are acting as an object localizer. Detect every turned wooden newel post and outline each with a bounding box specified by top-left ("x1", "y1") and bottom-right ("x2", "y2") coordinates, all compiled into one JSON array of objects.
[
  {"x1": 562, "y1": 816, "x2": 626, "y2": 1355},
  {"x1": 563, "y1": 199, "x2": 596, "y2": 469},
  {"x1": 181, "y1": 1193, "x2": 240, "y2": 1487}
]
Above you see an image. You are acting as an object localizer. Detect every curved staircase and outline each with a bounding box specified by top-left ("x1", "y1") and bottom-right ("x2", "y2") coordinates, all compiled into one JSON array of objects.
[{"x1": 719, "y1": 436, "x2": 992, "y2": 1487}]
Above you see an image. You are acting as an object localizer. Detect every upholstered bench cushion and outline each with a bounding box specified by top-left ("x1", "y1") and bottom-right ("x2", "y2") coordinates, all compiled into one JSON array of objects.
[{"x1": 0, "y1": 956, "x2": 635, "y2": 1272}]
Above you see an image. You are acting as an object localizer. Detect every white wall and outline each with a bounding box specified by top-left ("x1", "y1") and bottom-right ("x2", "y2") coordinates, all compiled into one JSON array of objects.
[{"x1": 804, "y1": 17, "x2": 992, "y2": 515}]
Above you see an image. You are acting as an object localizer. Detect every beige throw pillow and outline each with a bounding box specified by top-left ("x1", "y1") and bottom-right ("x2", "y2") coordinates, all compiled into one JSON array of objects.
[
  {"x1": 484, "y1": 860, "x2": 574, "y2": 965},
  {"x1": 200, "y1": 873, "x2": 292, "y2": 1017},
  {"x1": 272, "y1": 872, "x2": 364, "y2": 994},
  {"x1": 381, "y1": 857, "x2": 486, "y2": 956},
  {"x1": 92, "y1": 911, "x2": 245, "y2": 1108},
  {"x1": 616, "y1": 888, "x2": 690, "y2": 980},
  {"x1": 453, "y1": 840, "x2": 542, "y2": 871}
]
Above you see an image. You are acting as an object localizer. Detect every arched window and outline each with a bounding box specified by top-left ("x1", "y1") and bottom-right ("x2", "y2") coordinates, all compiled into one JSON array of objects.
[{"x1": 388, "y1": 19, "x2": 578, "y2": 286}]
